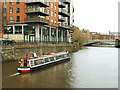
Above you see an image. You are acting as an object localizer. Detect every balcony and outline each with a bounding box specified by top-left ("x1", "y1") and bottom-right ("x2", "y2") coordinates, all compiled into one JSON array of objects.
[
  {"x1": 24, "y1": 17, "x2": 50, "y2": 25},
  {"x1": 25, "y1": 8, "x2": 49, "y2": 16},
  {"x1": 59, "y1": 9, "x2": 70, "y2": 17},
  {"x1": 24, "y1": 0, "x2": 49, "y2": 7},
  {"x1": 64, "y1": 0, "x2": 70, "y2": 4},
  {"x1": 58, "y1": 17, "x2": 65, "y2": 22},
  {"x1": 50, "y1": 23, "x2": 57, "y2": 27},
  {"x1": 58, "y1": 2, "x2": 65, "y2": 8},
  {"x1": 58, "y1": 23, "x2": 71, "y2": 30}
]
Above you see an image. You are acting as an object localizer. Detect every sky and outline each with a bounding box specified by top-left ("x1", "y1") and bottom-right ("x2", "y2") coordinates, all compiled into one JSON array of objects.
[{"x1": 72, "y1": 0, "x2": 119, "y2": 33}]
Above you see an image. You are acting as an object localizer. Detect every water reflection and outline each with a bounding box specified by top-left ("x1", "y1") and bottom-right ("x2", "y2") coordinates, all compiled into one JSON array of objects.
[{"x1": 2, "y1": 47, "x2": 118, "y2": 88}]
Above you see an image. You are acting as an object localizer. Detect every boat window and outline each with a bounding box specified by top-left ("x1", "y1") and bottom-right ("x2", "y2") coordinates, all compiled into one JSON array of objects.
[
  {"x1": 41, "y1": 59, "x2": 44, "y2": 64},
  {"x1": 30, "y1": 60, "x2": 33, "y2": 66},
  {"x1": 34, "y1": 60, "x2": 38, "y2": 65},
  {"x1": 50, "y1": 57, "x2": 54, "y2": 61},
  {"x1": 61, "y1": 54, "x2": 65, "y2": 58},
  {"x1": 56, "y1": 56, "x2": 59, "y2": 60},
  {"x1": 59, "y1": 55, "x2": 61, "y2": 59},
  {"x1": 45, "y1": 58, "x2": 49, "y2": 63},
  {"x1": 64, "y1": 54, "x2": 67, "y2": 57},
  {"x1": 36, "y1": 59, "x2": 41, "y2": 65}
]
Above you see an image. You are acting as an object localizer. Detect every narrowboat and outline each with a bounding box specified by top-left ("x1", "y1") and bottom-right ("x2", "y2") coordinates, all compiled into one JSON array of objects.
[{"x1": 17, "y1": 52, "x2": 70, "y2": 73}]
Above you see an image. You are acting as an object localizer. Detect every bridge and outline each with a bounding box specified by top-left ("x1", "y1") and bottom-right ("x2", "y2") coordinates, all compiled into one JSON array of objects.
[{"x1": 84, "y1": 40, "x2": 115, "y2": 46}]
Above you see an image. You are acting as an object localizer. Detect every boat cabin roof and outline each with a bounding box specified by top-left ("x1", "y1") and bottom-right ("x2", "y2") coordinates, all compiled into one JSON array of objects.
[{"x1": 29, "y1": 52, "x2": 67, "y2": 60}]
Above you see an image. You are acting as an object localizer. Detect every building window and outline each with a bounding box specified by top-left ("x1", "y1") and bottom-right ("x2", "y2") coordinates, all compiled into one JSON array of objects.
[
  {"x1": 55, "y1": 12, "x2": 56, "y2": 17},
  {"x1": 16, "y1": 16, "x2": 20, "y2": 22},
  {"x1": 15, "y1": 26, "x2": 22, "y2": 34},
  {"x1": 65, "y1": 17, "x2": 68, "y2": 22},
  {"x1": 16, "y1": 0, "x2": 20, "y2": 4},
  {"x1": 55, "y1": 20, "x2": 57, "y2": 25},
  {"x1": 47, "y1": 17, "x2": 49, "y2": 20},
  {"x1": 51, "y1": 3, "x2": 53, "y2": 9},
  {"x1": 10, "y1": 7, "x2": 13, "y2": 13},
  {"x1": 55, "y1": 5, "x2": 57, "y2": 10},
  {"x1": 47, "y1": 2, "x2": 49, "y2": 6},
  {"x1": 51, "y1": 19, "x2": 53, "y2": 24},
  {"x1": 4, "y1": 26, "x2": 13, "y2": 34},
  {"x1": 16, "y1": 7, "x2": 20, "y2": 13},
  {"x1": 47, "y1": 9, "x2": 49, "y2": 14},
  {"x1": 51, "y1": 11, "x2": 53, "y2": 16},
  {"x1": 59, "y1": 15, "x2": 61, "y2": 19},
  {"x1": 65, "y1": 5, "x2": 68, "y2": 12},
  {"x1": 10, "y1": 16, "x2": 13, "y2": 22},
  {"x1": 10, "y1": 0, "x2": 13, "y2": 5}
]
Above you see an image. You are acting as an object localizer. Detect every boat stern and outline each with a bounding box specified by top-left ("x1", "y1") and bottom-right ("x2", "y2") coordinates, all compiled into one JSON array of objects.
[{"x1": 17, "y1": 67, "x2": 30, "y2": 73}]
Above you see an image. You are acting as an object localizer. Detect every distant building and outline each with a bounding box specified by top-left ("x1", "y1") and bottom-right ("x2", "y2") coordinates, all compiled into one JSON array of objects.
[
  {"x1": 90, "y1": 32, "x2": 115, "y2": 40},
  {"x1": 109, "y1": 31, "x2": 120, "y2": 40}
]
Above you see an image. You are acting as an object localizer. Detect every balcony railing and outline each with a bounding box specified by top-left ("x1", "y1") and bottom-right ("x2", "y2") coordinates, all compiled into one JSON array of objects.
[
  {"x1": 59, "y1": 2, "x2": 65, "y2": 8},
  {"x1": 59, "y1": 9, "x2": 70, "y2": 17},
  {"x1": 24, "y1": 17, "x2": 50, "y2": 24},
  {"x1": 51, "y1": 23, "x2": 57, "y2": 27},
  {"x1": 24, "y1": 0, "x2": 49, "y2": 7},
  {"x1": 25, "y1": 8, "x2": 49, "y2": 16},
  {"x1": 58, "y1": 23, "x2": 71, "y2": 29},
  {"x1": 58, "y1": 16, "x2": 65, "y2": 22},
  {"x1": 64, "y1": 0, "x2": 70, "y2": 4}
]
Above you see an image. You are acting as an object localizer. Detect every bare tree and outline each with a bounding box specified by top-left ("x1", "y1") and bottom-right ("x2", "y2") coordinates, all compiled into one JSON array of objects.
[{"x1": 72, "y1": 26, "x2": 89, "y2": 45}]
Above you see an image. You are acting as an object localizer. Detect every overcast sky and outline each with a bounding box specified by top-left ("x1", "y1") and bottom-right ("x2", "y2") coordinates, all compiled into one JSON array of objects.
[{"x1": 72, "y1": 0, "x2": 119, "y2": 33}]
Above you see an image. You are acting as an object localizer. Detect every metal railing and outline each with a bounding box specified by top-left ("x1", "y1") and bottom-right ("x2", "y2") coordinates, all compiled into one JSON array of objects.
[
  {"x1": 58, "y1": 16, "x2": 66, "y2": 21},
  {"x1": 50, "y1": 23, "x2": 57, "y2": 27},
  {"x1": 24, "y1": 0, "x2": 48, "y2": 6},
  {"x1": 64, "y1": 0, "x2": 70, "y2": 3},
  {"x1": 59, "y1": 8, "x2": 70, "y2": 16},
  {"x1": 58, "y1": 23, "x2": 71, "y2": 28},
  {"x1": 59, "y1": 2, "x2": 65, "y2": 7},
  {"x1": 1, "y1": 40, "x2": 72, "y2": 48},
  {"x1": 24, "y1": 17, "x2": 50, "y2": 24},
  {"x1": 25, "y1": 8, "x2": 48, "y2": 15}
]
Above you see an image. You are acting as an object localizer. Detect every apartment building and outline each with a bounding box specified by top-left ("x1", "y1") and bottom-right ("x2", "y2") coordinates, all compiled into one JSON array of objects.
[
  {"x1": 2, "y1": 0, "x2": 72, "y2": 42},
  {"x1": 109, "y1": 31, "x2": 120, "y2": 40}
]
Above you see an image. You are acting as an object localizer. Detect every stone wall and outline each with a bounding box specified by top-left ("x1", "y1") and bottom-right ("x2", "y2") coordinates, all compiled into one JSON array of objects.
[{"x1": 2, "y1": 44, "x2": 80, "y2": 61}]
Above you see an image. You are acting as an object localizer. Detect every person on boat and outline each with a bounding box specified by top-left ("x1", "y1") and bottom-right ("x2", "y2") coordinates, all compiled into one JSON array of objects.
[
  {"x1": 18, "y1": 59, "x2": 21, "y2": 67},
  {"x1": 66, "y1": 51, "x2": 69, "y2": 53},
  {"x1": 33, "y1": 51, "x2": 37, "y2": 58},
  {"x1": 25, "y1": 54, "x2": 29, "y2": 67},
  {"x1": 25, "y1": 54, "x2": 29, "y2": 60}
]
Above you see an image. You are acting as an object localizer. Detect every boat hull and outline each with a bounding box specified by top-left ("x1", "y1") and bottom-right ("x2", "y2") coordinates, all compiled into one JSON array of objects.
[
  {"x1": 18, "y1": 57, "x2": 70, "y2": 73},
  {"x1": 18, "y1": 67, "x2": 30, "y2": 73}
]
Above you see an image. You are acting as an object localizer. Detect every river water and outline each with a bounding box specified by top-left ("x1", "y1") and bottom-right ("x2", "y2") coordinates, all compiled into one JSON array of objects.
[{"x1": 2, "y1": 47, "x2": 118, "y2": 88}]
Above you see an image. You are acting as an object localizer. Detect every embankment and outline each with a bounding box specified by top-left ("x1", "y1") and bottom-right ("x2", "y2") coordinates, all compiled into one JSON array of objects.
[{"x1": 1, "y1": 43, "x2": 81, "y2": 61}]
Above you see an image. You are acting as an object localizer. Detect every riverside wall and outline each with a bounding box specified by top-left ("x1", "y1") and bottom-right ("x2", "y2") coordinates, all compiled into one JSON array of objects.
[{"x1": 1, "y1": 43, "x2": 81, "y2": 61}]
